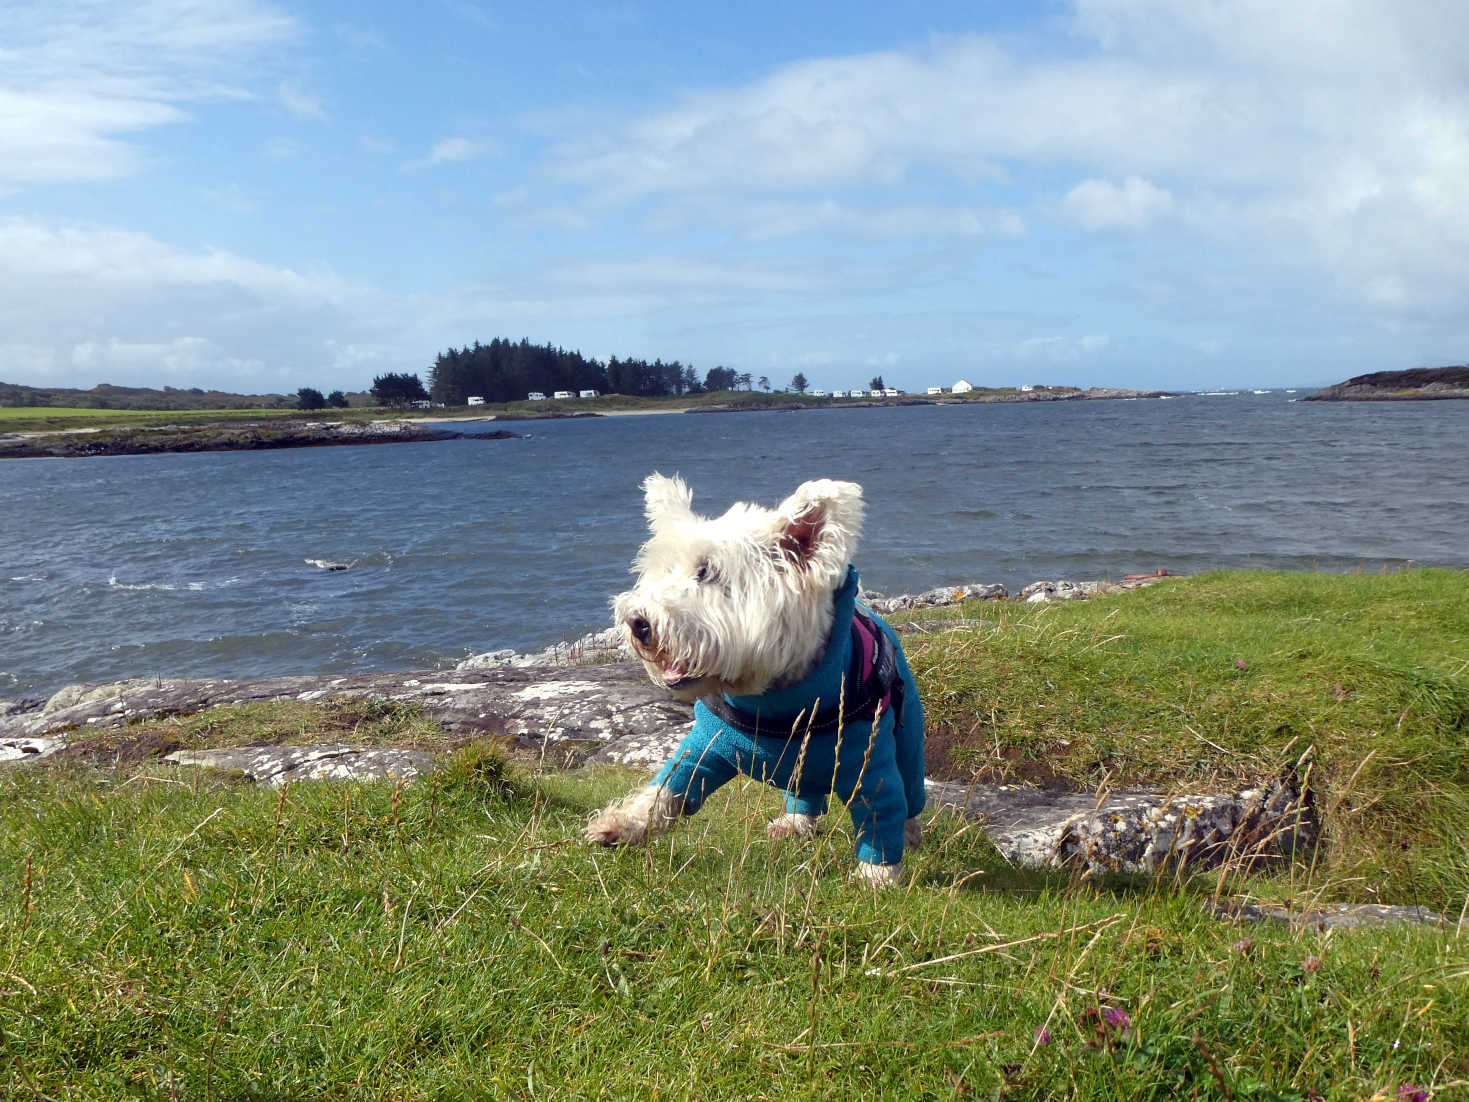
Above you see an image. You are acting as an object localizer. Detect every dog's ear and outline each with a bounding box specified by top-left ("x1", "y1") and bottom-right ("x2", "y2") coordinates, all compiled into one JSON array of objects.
[
  {"x1": 643, "y1": 472, "x2": 695, "y2": 533},
  {"x1": 770, "y1": 480, "x2": 864, "y2": 588}
]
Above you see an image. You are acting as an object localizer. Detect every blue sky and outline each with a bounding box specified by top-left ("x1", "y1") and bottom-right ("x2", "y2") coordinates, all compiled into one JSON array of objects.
[{"x1": 3, "y1": 0, "x2": 1468, "y2": 396}]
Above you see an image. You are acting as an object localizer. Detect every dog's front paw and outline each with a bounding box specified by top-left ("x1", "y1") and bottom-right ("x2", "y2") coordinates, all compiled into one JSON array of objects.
[
  {"x1": 584, "y1": 785, "x2": 681, "y2": 847},
  {"x1": 904, "y1": 816, "x2": 923, "y2": 850},
  {"x1": 584, "y1": 808, "x2": 645, "y2": 846},
  {"x1": 853, "y1": 861, "x2": 903, "y2": 888},
  {"x1": 766, "y1": 812, "x2": 820, "y2": 840}
]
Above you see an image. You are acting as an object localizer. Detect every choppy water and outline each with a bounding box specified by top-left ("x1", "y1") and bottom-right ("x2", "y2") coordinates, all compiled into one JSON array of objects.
[{"x1": 3, "y1": 393, "x2": 1466, "y2": 700}]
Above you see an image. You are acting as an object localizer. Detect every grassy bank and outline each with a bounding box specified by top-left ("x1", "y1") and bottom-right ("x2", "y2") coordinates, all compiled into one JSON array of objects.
[
  {"x1": 2, "y1": 571, "x2": 1465, "y2": 1098},
  {"x1": 0, "y1": 406, "x2": 376, "y2": 434},
  {"x1": 912, "y1": 569, "x2": 1469, "y2": 910}
]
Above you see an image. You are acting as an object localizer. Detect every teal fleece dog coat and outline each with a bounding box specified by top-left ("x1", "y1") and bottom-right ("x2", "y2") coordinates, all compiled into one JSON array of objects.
[{"x1": 651, "y1": 565, "x2": 925, "y2": 866}]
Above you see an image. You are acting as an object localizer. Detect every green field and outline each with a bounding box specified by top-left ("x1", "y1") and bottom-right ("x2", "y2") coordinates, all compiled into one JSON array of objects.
[{"x1": 2, "y1": 570, "x2": 1465, "y2": 1099}]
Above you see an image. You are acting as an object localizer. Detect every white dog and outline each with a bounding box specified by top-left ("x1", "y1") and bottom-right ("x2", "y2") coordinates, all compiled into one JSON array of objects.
[{"x1": 585, "y1": 474, "x2": 926, "y2": 886}]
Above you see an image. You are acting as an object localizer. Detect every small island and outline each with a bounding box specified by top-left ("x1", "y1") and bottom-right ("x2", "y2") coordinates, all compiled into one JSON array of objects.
[
  {"x1": 1305, "y1": 365, "x2": 1469, "y2": 401},
  {"x1": 0, "y1": 418, "x2": 516, "y2": 460}
]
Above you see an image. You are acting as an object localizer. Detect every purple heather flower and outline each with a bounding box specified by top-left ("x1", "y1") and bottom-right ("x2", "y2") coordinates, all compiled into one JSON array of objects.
[
  {"x1": 1033, "y1": 1025, "x2": 1052, "y2": 1046},
  {"x1": 1397, "y1": 1086, "x2": 1429, "y2": 1102},
  {"x1": 1102, "y1": 1006, "x2": 1131, "y2": 1032}
]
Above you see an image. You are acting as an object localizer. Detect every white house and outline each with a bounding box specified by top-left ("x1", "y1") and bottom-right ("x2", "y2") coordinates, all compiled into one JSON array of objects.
[
  {"x1": 927, "y1": 386, "x2": 946, "y2": 395},
  {"x1": 830, "y1": 389, "x2": 846, "y2": 398},
  {"x1": 952, "y1": 379, "x2": 974, "y2": 394},
  {"x1": 883, "y1": 388, "x2": 901, "y2": 398},
  {"x1": 467, "y1": 396, "x2": 486, "y2": 406},
  {"x1": 553, "y1": 390, "x2": 575, "y2": 399},
  {"x1": 578, "y1": 389, "x2": 601, "y2": 399},
  {"x1": 810, "y1": 389, "x2": 827, "y2": 398},
  {"x1": 528, "y1": 391, "x2": 547, "y2": 401}
]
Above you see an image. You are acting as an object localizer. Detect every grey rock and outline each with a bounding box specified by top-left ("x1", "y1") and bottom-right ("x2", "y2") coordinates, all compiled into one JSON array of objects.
[
  {"x1": 1, "y1": 736, "x2": 68, "y2": 763},
  {"x1": 164, "y1": 744, "x2": 438, "y2": 787},
  {"x1": 1, "y1": 663, "x2": 693, "y2": 769},
  {"x1": 926, "y1": 775, "x2": 1315, "y2": 876},
  {"x1": 1206, "y1": 901, "x2": 1450, "y2": 930},
  {"x1": 458, "y1": 627, "x2": 628, "y2": 670},
  {"x1": 861, "y1": 583, "x2": 1007, "y2": 613},
  {"x1": 1019, "y1": 571, "x2": 1180, "y2": 603},
  {"x1": 1019, "y1": 579, "x2": 1109, "y2": 602}
]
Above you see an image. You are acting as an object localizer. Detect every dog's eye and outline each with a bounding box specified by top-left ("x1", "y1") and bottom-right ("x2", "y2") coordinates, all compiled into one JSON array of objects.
[{"x1": 694, "y1": 560, "x2": 713, "y2": 584}]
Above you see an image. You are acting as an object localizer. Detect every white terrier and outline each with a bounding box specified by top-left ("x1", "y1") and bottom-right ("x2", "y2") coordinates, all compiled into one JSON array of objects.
[{"x1": 585, "y1": 474, "x2": 926, "y2": 886}]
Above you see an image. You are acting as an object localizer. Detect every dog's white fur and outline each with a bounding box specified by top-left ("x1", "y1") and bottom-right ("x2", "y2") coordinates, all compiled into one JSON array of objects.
[
  {"x1": 586, "y1": 474, "x2": 919, "y2": 886},
  {"x1": 611, "y1": 473, "x2": 864, "y2": 701}
]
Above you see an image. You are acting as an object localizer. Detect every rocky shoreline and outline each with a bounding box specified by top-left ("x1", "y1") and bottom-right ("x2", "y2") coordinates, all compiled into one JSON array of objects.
[
  {"x1": 1303, "y1": 365, "x2": 1469, "y2": 401},
  {"x1": 686, "y1": 385, "x2": 1168, "y2": 415},
  {"x1": 0, "y1": 418, "x2": 518, "y2": 459},
  {"x1": 0, "y1": 565, "x2": 1454, "y2": 925}
]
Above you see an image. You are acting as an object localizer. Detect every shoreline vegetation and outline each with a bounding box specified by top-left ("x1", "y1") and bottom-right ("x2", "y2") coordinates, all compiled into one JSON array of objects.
[
  {"x1": 2, "y1": 361, "x2": 1464, "y2": 458},
  {"x1": 0, "y1": 416, "x2": 516, "y2": 460},
  {"x1": 2, "y1": 568, "x2": 1465, "y2": 1097},
  {"x1": 0, "y1": 384, "x2": 1169, "y2": 458}
]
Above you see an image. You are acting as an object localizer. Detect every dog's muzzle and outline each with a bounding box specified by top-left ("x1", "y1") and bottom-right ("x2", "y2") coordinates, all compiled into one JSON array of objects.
[{"x1": 622, "y1": 611, "x2": 704, "y2": 692}]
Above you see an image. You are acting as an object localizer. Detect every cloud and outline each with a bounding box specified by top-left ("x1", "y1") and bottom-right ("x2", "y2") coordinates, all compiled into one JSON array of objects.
[
  {"x1": 1062, "y1": 176, "x2": 1173, "y2": 229},
  {"x1": 0, "y1": 216, "x2": 397, "y2": 390},
  {"x1": 333, "y1": 23, "x2": 387, "y2": 52},
  {"x1": 646, "y1": 199, "x2": 1025, "y2": 241},
  {"x1": 403, "y1": 136, "x2": 497, "y2": 170},
  {"x1": 444, "y1": 1, "x2": 496, "y2": 31},
  {"x1": 538, "y1": 3, "x2": 1469, "y2": 328},
  {"x1": 278, "y1": 81, "x2": 326, "y2": 120},
  {"x1": 0, "y1": 0, "x2": 300, "y2": 189},
  {"x1": 1015, "y1": 334, "x2": 1113, "y2": 363}
]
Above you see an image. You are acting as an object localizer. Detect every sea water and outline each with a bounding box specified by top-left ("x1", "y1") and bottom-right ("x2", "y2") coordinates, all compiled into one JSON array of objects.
[{"x1": 2, "y1": 393, "x2": 1465, "y2": 699}]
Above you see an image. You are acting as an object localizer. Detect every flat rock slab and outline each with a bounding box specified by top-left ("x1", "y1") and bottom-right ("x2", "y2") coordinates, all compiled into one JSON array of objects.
[
  {"x1": 0, "y1": 663, "x2": 693, "y2": 768},
  {"x1": 165, "y1": 744, "x2": 437, "y2": 787},
  {"x1": 5, "y1": 664, "x2": 1320, "y2": 882},
  {"x1": 1206, "y1": 901, "x2": 1451, "y2": 931},
  {"x1": 0, "y1": 736, "x2": 68, "y2": 762},
  {"x1": 925, "y1": 777, "x2": 1316, "y2": 877}
]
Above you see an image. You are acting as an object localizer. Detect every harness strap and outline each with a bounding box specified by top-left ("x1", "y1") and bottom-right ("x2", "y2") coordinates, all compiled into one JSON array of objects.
[{"x1": 703, "y1": 608, "x2": 903, "y2": 740}]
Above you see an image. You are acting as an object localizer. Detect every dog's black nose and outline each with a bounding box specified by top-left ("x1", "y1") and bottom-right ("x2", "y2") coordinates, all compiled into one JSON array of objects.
[{"x1": 629, "y1": 616, "x2": 652, "y2": 643}]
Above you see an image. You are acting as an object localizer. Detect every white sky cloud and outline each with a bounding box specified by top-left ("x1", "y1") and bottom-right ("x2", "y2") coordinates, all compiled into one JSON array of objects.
[
  {"x1": 402, "y1": 136, "x2": 497, "y2": 170},
  {"x1": 0, "y1": 0, "x2": 297, "y2": 187},
  {"x1": 1062, "y1": 177, "x2": 1174, "y2": 230},
  {"x1": 278, "y1": 81, "x2": 326, "y2": 121},
  {"x1": 2, "y1": 1, "x2": 1468, "y2": 394}
]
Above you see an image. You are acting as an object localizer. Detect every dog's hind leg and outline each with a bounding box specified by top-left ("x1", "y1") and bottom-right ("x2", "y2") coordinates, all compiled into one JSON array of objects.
[
  {"x1": 767, "y1": 812, "x2": 821, "y2": 839},
  {"x1": 767, "y1": 790, "x2": 826, "y2": 839}
]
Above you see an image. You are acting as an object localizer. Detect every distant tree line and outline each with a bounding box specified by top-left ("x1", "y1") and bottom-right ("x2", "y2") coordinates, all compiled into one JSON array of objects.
[
  {"x1": 295, "y1": 387, "x2": 350, "y2": 410},
  {"x1": 0, "y1": 382, "x2": 303, "y2": 411},
  {"x1": 424, "y1": 338, "x2": 753, "y2": 405}
]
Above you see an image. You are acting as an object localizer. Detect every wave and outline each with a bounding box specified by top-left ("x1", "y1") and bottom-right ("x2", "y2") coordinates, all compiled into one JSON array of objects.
[
  {"x1": 106, "y1": 575, "x2": 244, "y2": 592},
  {"x1": 108, "y1": 576, "x2": 201, "y2": 592},
  {"x1": 305, "y1": 551, "x2": 396, "y2": 571}
]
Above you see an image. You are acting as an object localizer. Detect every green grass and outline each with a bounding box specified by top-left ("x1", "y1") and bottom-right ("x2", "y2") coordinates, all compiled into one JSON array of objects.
[
  {"x1": 2, "y1": 755, "x2": 1464, "y2": 1100},
  {"x1": 908, "y1": 569, "x2": 1469, "y2": 910},
  {"x1": 2, "y1": 570, "x2": 1466, "y2": 1098}
]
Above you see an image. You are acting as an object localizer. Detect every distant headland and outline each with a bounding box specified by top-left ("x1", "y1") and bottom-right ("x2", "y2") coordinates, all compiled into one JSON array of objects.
[{"x1": 1303, "y1": 366, "x2": 1469, "y2": 401}]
